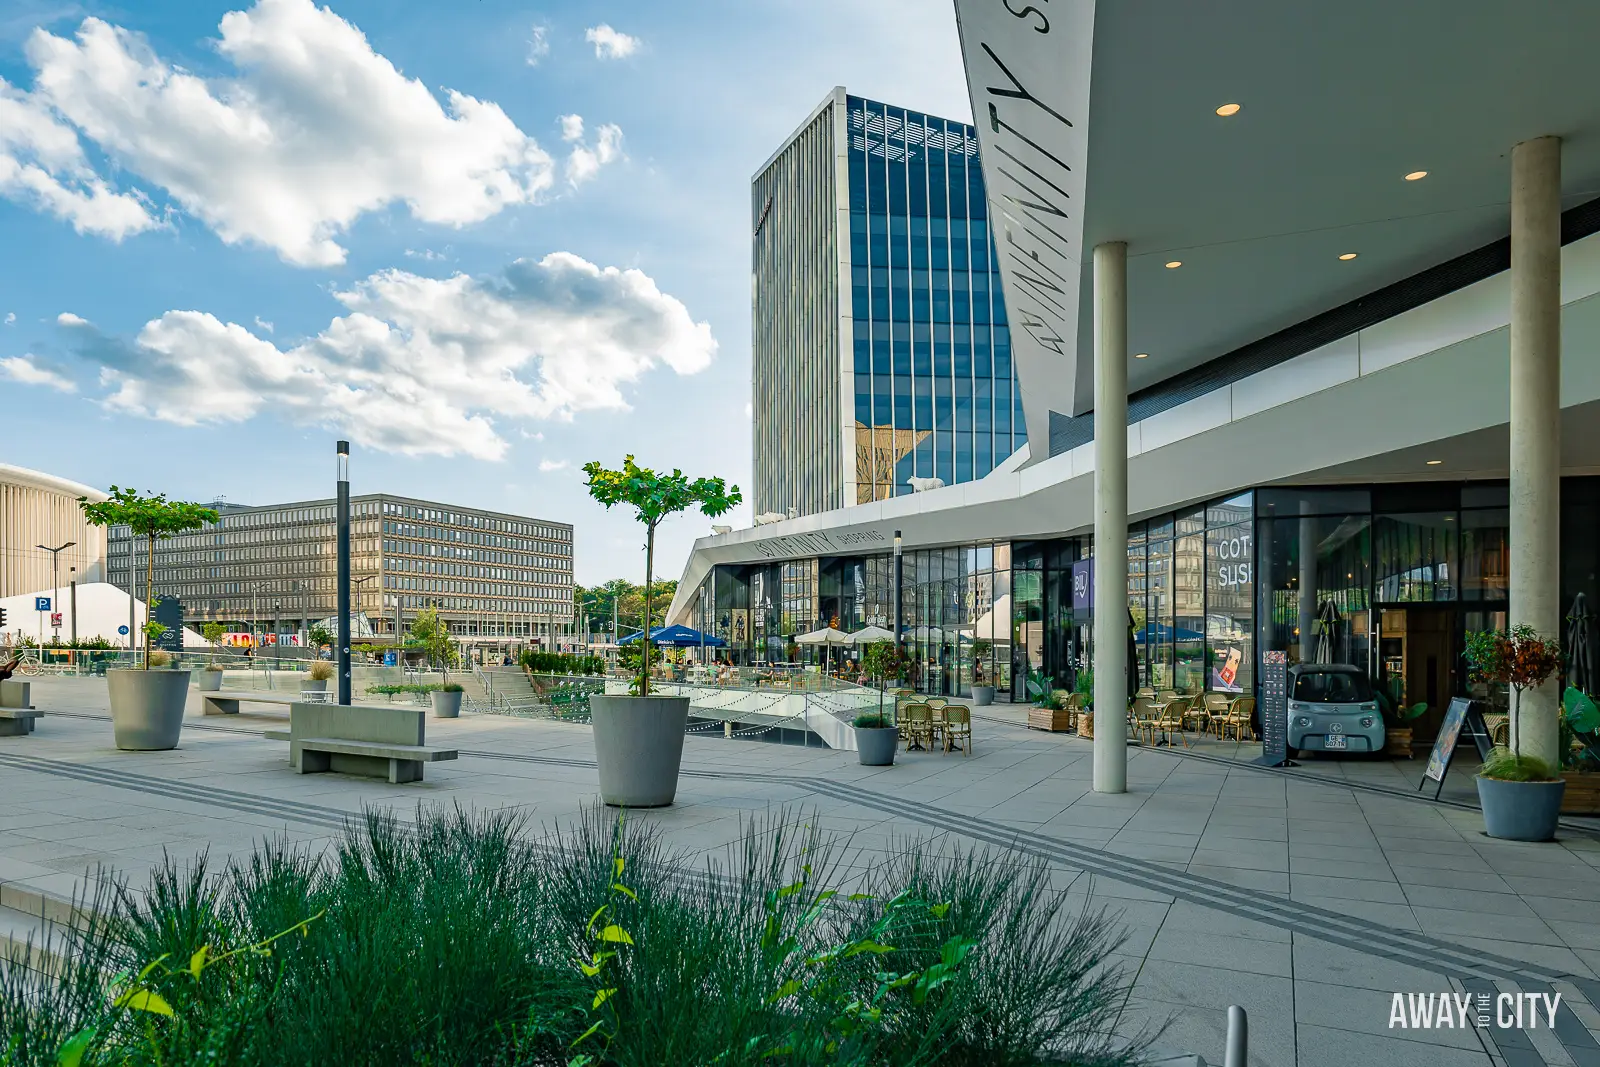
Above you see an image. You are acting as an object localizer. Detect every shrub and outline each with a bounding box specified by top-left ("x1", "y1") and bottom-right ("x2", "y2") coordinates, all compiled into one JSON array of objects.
[
  {"x1": 854, "y1": 712, "x2": 893, "y2": 729},
  {"x1": 442, "y1": 682, "x2": 464, "y2": 693},
  {"x1": 146, "y1": 649, "x2": 172, "y2": 668},
  {"x1": 1479, "y1": 749, "x2": 1560, "y2": 782},
  {"x1": 307, "y1": 660, "x2": 335, "y2": 682},
  {"x1": 14, "y1": 809, "x2": 1148, "y2": 1067}
]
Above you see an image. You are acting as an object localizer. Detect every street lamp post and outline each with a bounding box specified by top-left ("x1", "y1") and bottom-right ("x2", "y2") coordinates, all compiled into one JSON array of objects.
[
  {"x1": 273, "y1": 600, "x2": 282, "y2": 668},
  {"x1": 37, "y1": 541, "x2": 75, "y2": 645},
  {"x1": 336, "y1": 441, "x2": 352, "y2": 705},
  {"x1": 892, "y1": 530, "x2": 903, "y2": 653},
  {"x1": 69, "y1": 567, "x2": 77, "y2": 647}
]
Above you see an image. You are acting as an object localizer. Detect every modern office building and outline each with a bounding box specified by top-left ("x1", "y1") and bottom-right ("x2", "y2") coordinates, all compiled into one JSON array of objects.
[
  {"x1": 106, "y1": 494, "x2": 575, "y2": 646},
  {"x1": 752, "y1": 87, "x2": 1026, "y2": 518},
  {"x1": 676, "y1": 4, "x2": 1600, "y2": 789},
  {"x1": 0, "y1": 463, "x2": 108, "y2": 599}
]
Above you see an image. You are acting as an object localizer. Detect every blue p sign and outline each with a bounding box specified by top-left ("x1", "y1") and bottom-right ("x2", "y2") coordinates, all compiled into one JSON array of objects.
[{"x1": 35, "y1": 597, "x2": 50, "y2": 611}]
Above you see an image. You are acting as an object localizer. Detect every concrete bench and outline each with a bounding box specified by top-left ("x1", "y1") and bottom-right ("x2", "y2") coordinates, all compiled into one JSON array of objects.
[
  {"x1": 1, "y1": 680, "x2": 33, "y2": 711},
  {"x1": 0, "y1": 708, "x2": 43, "y2": 737},
  {"x1": 203, "y1": 689, "x2": 328, "y2": 715},
  {"x1": 281, "y1": 702, "x2": 456, "y2": 783}
]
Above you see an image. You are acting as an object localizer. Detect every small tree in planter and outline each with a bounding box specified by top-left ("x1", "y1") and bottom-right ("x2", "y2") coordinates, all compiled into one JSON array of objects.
[
  {"x1": 856, "y1": 641, "x2": 905, "y2": 766},
  {"x1": 409, "y1": 607, "x2": 464, "y2": 717},
  {"x1": 198, "y1": 621, "x2": 227, "y2": 690},
  {"x1": 1464, "y1": 626, "x2": 1565, "y2": 840},
  {"x1": 79, "y1": 487, "x2": 217, "y2": 751},
  {"x1": 582, "y1": 455, "x2": 739, "y2": 805},
  {"x1": 307, "y1": 624, "x2": 334, "y2": 658}
]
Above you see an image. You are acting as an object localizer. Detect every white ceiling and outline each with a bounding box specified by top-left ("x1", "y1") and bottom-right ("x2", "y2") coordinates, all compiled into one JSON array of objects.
[{"x1": 957, "y1": 0, "x2": 1600, "y2": 427}]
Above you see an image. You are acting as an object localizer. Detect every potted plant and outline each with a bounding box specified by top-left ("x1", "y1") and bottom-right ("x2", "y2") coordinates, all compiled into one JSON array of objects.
[
  {"x1": 970, "y1": 638, "x2": 995, "y2": 706},
  {"x1": 199, "y1": 621, "x2": 227, "y2": 691},
  {"x1": 583, "y1": 455, "x2": 740, "y2": 806},
  {"x1": 857, "y1": 641, "x2": 904, "y2": 766},
  {"x1": 1465, "y1": 626, "x2": 1566, "y2": 841},
  {"x1": 408, "y1": 608, "x2": 464, "y2": 717},
  {"x1": 434, "y1": 682, "x2": 465, "y2": 718},
  {"x1": 1382, "y1": 701, "x2": 1429, "y2": 757},
  {"x1": 1026, "y1": 668, "x2": 1071, "y2": 733},
  {"x1": 1559, "y1": 687, "x2": 1600, "y2": 814},
  {"x1": 304, "y1": 659, "x2": 334, "y2": 693},
  {"x1": 80, "y1": 487, "x2": 217, "y2": 751}
]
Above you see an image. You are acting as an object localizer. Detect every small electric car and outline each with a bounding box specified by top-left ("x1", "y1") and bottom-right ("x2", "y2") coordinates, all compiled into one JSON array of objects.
[{"x1": 1286, "y1": 663, "x2": 1385, "y2": 756}]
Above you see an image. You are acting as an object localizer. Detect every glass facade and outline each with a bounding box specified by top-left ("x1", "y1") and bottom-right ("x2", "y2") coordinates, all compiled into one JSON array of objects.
[{"x1": 846, "y1": 96, "x2": 1024, "y2": 503}]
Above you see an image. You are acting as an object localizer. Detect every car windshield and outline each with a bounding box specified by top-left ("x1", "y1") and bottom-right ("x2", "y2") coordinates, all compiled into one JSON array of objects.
[{"x1": 1292, "y1": 671, "x2": 1373, "y2": 703}]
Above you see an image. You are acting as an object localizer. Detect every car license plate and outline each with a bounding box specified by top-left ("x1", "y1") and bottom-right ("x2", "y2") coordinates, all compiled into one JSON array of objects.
[{"x1": 1324, "y1": 735, "x2": 1348, "y2": 750}]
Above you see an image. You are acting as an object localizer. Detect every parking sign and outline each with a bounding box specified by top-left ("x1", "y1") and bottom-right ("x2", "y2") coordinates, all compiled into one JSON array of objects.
[{"x1": 35, "y1": 597, "x2": 50, "y2": 612}]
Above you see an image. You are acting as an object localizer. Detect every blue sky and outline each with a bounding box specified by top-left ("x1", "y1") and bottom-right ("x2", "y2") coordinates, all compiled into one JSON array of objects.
[{"x1": 0, "y1": 0, "x2": 973, "y2": 586}]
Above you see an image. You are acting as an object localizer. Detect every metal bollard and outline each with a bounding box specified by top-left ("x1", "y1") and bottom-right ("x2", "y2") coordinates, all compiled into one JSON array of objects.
[{"x1": 1224, "y1": 1005, "x2": 1248, "y2": 1067}]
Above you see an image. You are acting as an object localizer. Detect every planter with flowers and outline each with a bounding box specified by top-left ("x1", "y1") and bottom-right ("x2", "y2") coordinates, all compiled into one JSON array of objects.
[{"x1": 1464, "y1": 626, "x2": 1565, "y2": 841}]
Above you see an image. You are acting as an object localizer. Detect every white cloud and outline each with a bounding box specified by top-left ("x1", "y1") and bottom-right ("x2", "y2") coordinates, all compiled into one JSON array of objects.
[
  {"x1": 538, "y1": 458, "x2": 569, "y2": 472},
  {"x1": 3, "y1": 313, "x2": 14, "y2": 325},
  {"x1": 584, "y1": 24, "x2": 639, "y2": 60},
  {"x1": 253, "y1": 316, "x2": 273, "y2": 333},
  {"x1": 57, "y1": 311, "x2": 87, "y2": 325},
  {"x1": 559, "y1": 114, "x2": 584, "y2": 142},
  {"x1": 404, "y1": 247, "x2": 445, "y2": 261},
  {"x1": 0, "y1": 77, "x2": 157, "y2": 239},
  {"x1": 10, "y1": 1, "x2": 621, "y2": 266},
  {"x1": 76, "y1": 252, "x2": 716, "y2": 460},
  {"x1": 565, "y1": 123, "x2": 623, "y2": 186},
  {"x1": 525, "y1": 23, "x2": 549, "y2": 66},
  {"x1": 0, "y1": 354, "x2": 76, "y2": 391}
]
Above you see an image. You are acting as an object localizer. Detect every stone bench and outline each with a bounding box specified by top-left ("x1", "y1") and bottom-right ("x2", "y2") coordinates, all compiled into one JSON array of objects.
[
  {"x1": 279, "y1": 702, "x2": 457, "y2": 783},
  {"x1": 203, "y1": 689, "x2": 328, "y2": 715},
  {"x1": 0, "y1": 708, "x2": 43, "y2": 737},
  {"x1": 1, "y1": 680, "x2": 33, "y2": 711}
]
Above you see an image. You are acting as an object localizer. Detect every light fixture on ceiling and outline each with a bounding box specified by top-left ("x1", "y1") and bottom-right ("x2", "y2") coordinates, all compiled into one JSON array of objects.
[
  {"x1": 1426, "y1": 459, "x2": 1443, "y2": 466},
  {"x1": 1405, "y1": 170, "x2": 1428, "y2": 181},
  {"x1": 1134, "y1": 352, "x2": 1149, "y2": 359},
  {"x1": 1338, "y1": 252, "x2": 1359, "y2": 261},
  {"x1": 1215, "y1": 103, "x2": 1241, "y2": 117},
  {"x1": 1165, "y1": 260, "x2": 1182, "y2": 269}
]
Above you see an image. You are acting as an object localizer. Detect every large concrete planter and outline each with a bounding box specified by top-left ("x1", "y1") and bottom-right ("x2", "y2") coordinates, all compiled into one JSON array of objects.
[
  {"x1": 108, "y1": 668, "x2": 190, "y2": 751},
  {"x1": 590, "y1": 694, "x2": 689, "y2": 807},
  {"x1": 198, "y1": 670, "x2": 224, "y2": 692},
  {"x1": 1477, "y1": 776, "x2": 1566, "y2": 841},
  {"x1": 971, "y1": 685, "x2": 996, "y2": 707},
  {"x1": 302, "y1": 679, "x2": 328, "y2": 693},
  {"x1": 432, "y1": 690, "x2": 463, "y2": 718},
  {"x1": 856, "y1": 726, "x2": 898, "y2": 766}
]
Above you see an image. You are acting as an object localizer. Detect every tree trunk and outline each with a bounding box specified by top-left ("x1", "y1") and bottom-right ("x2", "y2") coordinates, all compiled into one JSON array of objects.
[
  {"x1": 642, "y1": 523, "x2": 655, "y2": 698},
  {"x1": 144, "y1": 532, "x2": 155, "y2": 670}
]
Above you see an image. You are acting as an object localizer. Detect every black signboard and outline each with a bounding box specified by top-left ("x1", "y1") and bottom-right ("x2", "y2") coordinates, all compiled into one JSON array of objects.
[
  {"x1": 1253, "y1": 650, "x2": 1295, "y2": 767},
  {"x1": 153, "y1": 597, "x2": 184, "y2": 653},
  {"x1": 1420, "y1": 697, "x2": 1493, "y2": 800}
]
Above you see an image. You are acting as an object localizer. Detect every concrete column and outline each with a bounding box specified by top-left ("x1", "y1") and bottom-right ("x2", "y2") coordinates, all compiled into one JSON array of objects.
[
  {"x1": 1093, "y1": 241, "x2": 1128, "y2": 794},
  {"x1": 1298, "y1": 503, "x2": 1318, "y2": 664},
  {"x1": 1509, "y1": 135, "x2": 1562, "y2": 766}
]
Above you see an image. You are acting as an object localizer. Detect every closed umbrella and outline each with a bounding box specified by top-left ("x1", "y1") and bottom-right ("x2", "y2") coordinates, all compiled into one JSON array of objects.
[
  {"x1": 1567, "y1": 593, "x2": 1594, "y2": 695},
  {"x1": 1313, "y1": 599, "x2": 1342, "y2": 665}
]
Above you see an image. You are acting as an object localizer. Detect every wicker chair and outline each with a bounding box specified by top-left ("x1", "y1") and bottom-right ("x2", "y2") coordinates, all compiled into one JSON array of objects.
[
  {"x1": 901, "y1": 703, "x2": 934, "y2": 751},
  {"x1": 1154, "y1": 697, "x2": 1192, "y2": 748},
  {"x1": 1130, "y1": 694, "x2": 1163, "y2": 745},
  {"x1": 1218, "y1": 697, "x2": 1256, "y2": 742},
  {"x1": 943, "y1": 705, "x2": 972, "y2": 755}
]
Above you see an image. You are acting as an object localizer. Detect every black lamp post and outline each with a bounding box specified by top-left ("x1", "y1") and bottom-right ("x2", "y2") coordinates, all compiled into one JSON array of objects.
[
  {"x1": 336, "y1": 441, "x2": 351, "y2": 705},
  {"x1": 273, "y1": 600, "x2": 282, "y2": 668},
  {"x1": 892, "y1": 529, "x2": 903, "y2": 652}
]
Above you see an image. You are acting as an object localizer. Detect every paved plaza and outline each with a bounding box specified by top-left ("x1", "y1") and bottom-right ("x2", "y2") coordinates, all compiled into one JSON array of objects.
[{"x1": 2, "y1": 678, "x2": 1599, "y2": 1066}]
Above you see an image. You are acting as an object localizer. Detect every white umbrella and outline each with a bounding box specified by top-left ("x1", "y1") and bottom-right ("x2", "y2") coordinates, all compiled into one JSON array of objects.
[
  {"x1": 794, "y1": 627, "x2": 852, "y2": 646},
  {"x1": 967, "y1": 593, "x2": 1011, "y2": 642},
  {"x1": 847, "y1": 625, "x2": 896, "y2": 644}
]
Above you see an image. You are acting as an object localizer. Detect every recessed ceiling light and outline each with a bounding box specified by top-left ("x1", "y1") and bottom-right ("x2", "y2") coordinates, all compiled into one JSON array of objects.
[
  {"x1": 1426, "y1": 459, "x2": 1443, "y2": 465},
  {"x1": 1134, "y1": 352, "x2": 1149, "y2": 359},
  {"x1": 1338, "y1": 252, "x2": 1359, "y2": 261},
  {"x1": 1165, "y1": 260, "x2": 1182, "y2": 269},
  {"x1": 1405, "y1": 170, "x2": 1428, "y2": 181},
  {"x1": 1215, "y1": 103, "x2": 1241, "y2": 117}
]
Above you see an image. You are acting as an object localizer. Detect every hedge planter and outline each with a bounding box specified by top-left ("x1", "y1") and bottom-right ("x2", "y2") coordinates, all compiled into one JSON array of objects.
[
  {"x1": 198, "y1": 670, "x2": 224, "y2": 692},
  {"x1": 856, "y1": 726, "x2": 898, "y2": 766},
  {"x1": 971, "y1": 685, "x2": 996, "y2": 707},
  {"x1": 590, "y1": 694, "x2": 690, "y2": 807},
  {"x1": 108, "y1": 668, "x2": 190, "y2": 751},
  {"x1": 432, "y1": 690, "x2": 464, "y2": 718},
  {"x1": 1477, "y1": 776, "x2": 1566, "y2": 841}
]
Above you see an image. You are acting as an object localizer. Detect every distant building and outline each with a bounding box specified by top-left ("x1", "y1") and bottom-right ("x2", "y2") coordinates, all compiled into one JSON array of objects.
[
  {"x1": 106, "y1": 494, "x2": 575, "y2": 647},
  {"x1": 751, "y1": 87, "x2": 1025, "y2": 517},
  {"x1": 0, "y1": 463, "x2": 108, "y2": 601}
]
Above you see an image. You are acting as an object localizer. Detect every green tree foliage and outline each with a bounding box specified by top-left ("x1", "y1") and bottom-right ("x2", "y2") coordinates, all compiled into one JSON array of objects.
[
  {"x1": 407, "y1": 607, "x2": 457, "y2": 681},
  {"x1": 80, "y1": 487, "x2": 218, "y2": 669},
  {"x1": 583, "y1": 455, "x2": 739, "y2": 696},
  {"x1": 306, "y1": 624, "x2": 334, "y2": 653}
]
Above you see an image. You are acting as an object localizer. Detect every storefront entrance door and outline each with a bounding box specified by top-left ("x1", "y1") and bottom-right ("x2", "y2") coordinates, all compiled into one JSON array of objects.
[{"x1": 1377, "y1": 605, "x2": 1456, "y2": 741}]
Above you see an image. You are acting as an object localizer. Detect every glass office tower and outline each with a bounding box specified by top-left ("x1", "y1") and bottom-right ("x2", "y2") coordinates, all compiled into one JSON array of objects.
[{"x1": 752, "y1": 88, "x2": 1025, "y2": 517}]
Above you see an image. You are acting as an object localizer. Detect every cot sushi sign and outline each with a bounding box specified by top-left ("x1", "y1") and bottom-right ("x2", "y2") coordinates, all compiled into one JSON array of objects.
[{"x1": 1388, "y1": 990, "x2": 1561, "y2": 1031}]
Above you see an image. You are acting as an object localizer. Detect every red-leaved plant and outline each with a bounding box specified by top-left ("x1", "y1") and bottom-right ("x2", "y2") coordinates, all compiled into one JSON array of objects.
[{"x1": 1464, "y1": 624, "x2": 1561, "y2": 761}]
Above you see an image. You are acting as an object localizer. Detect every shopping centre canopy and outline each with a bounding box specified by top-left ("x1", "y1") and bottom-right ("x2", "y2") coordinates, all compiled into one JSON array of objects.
[{"x1": 950, "y1": 1, "x2": 1600, "y2": 443}]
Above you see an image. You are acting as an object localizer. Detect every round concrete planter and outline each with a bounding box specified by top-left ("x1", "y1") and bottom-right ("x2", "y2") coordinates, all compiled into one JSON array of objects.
[
  {"x1": 108, "y1": 668, "x2": 190, "y2": 751},
  {"x1": 302, "y1": 678, "x2": 328, "y2": 693},
  {"x1": 197, "y1": 670, "x2": 224, "y2": 692},
  {"x1": 590, "y1": 694, "x2": 689, "y2": 807},
  {"x1": 432, "y1": 690, "x2": 464, "y2": 718},
  {"x1": 1477, "y1": 776, "x2": 1567, "y2": 841},
  {"x1": 856, "y1": 726, "x2": 898, "y2": 766},
  {"x1": 971, "y1": 685, "x2": 996, "y2": 707}
]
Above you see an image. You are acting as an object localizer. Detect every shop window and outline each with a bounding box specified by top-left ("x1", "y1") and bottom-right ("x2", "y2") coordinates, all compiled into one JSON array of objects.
[
  {"x1": 1374, "y1": 513, "x2": 1458, "y2": 602},
  {"x1": 1460, "y1": 509, "x2": 1509, "y2": 601}
]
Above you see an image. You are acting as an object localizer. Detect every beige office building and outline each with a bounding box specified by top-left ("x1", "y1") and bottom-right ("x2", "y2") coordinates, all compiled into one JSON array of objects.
[{"x1": 0, "y1": 463, "x2": 109, "y2": 600}]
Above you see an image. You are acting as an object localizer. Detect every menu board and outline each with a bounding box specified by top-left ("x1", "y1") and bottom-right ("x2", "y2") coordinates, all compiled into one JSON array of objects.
[
  {"x1": 1420, "y1": 697, "x2": 1490, "y2": 799},
  {"x1": 1253, "y1": 650, "x2": 1291, "y2": 767}
]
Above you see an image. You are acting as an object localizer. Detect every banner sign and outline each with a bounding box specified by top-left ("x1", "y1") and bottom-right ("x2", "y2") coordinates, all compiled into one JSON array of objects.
[{"x1": 1253, "y1": 650, "x2": 1291, "y2": 767}]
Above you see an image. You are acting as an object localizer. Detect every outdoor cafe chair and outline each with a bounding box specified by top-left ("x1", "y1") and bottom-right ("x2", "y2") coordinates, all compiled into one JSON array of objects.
[
  {"x1": 1154, "y1": 697, "x2": 1191, "y2": 748},
  {"x1": 1219, "y1": 697, "x2": 1255, "y2": 742},
  {"x1": 943, "y1": 705, "x2": 972, "y2": 755},
  {"x1": 901, "y1": 703, "x2": 934, "y2": 751},
  {"x1": 1131, "y1": 695, "x2": 1162, "y2": 745}
]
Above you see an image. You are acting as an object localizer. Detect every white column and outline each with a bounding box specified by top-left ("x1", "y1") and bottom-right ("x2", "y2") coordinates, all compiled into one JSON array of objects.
[
  {"x1": 1509, "y1": 135, "x2": 1562, "y2": 766},
  {"x1": 1298, "y1": 503, "x2": 1318, "y2": 663},
  {"x1": 1093, "y1": 241, "x2": 1129, "y2": 794}
]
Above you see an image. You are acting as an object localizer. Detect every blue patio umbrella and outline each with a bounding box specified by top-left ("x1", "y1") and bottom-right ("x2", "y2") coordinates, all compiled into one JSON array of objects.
[{"x1": 618, "y1": 624, "x2": 725, "y2": 648}]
